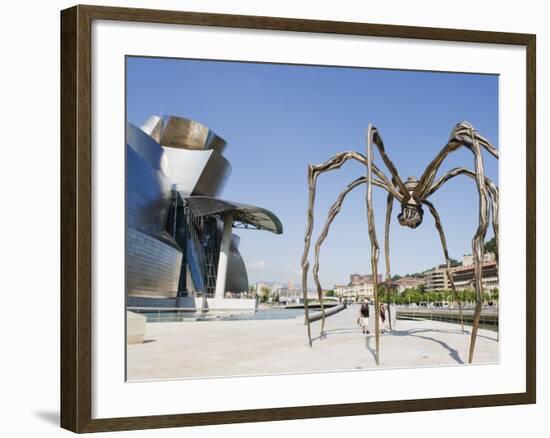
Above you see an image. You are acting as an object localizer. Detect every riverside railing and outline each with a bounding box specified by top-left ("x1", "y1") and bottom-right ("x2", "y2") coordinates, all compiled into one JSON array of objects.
[{"x1": 396, "y1": 305, "x2": 499, "y2": 330}]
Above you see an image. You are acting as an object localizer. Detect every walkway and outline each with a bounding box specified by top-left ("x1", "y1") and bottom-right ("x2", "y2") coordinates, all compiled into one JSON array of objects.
[{"x1": 127, "y1": 304, "x2": 498, "y2": 381}]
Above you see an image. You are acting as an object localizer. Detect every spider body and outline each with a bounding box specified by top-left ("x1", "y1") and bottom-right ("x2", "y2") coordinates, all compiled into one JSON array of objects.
[
  {"x1": 398, "y1": 203, "x2": 424, "y2": 228},
  {"x1": 398, "y1": 176, "x2": 424, "y2": 228},
  {"x1": 301, "y1": 121, "x2": 499, "y2": 365}
]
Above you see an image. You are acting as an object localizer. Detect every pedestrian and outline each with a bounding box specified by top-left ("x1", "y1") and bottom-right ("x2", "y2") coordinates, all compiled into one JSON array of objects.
[
  {"x1": 379, "y1": 303, "x2": 386, "y2": 334},
  {"x1": 359, "y1": 299, "x2": 370, "y2": 334}
]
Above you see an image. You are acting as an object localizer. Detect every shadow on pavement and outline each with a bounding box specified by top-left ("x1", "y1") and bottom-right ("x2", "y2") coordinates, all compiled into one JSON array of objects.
[
  {"x1": 392, "y1": 328, "x2": 464, "y2": 364},
  {"x1": 365, "y1": 333, "x2": 377, "y2": 363}
]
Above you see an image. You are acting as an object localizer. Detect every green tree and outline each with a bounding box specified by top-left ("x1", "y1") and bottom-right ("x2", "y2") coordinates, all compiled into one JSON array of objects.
[
  {"x1": 408, "y1": 290, "x2": 422, "y2": 305},
  {"x1": 259, "y1": 286, "x2": 271, "y2": 303},
  {"x1": 485, "y1": 237, "x2": 497, "y2": 255},
  {"x1": 459, "y1": 289, "x2": 475, "y2": 303},
  {"x1": 427, "y1": 291, "x2": 441, "y2": 304},
  {"x1": 324, "y1": 290, "x2": 335, "y2": 297}
]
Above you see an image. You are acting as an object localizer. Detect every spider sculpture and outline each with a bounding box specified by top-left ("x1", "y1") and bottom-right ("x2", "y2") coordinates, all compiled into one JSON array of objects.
[{"x1": 300, "y1": 121, "x2": 499, "y2": 365}]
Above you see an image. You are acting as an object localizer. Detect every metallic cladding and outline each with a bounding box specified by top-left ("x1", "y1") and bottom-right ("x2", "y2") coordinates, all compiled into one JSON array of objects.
[
  {"x1": 226, "y1": 235, "x2": 249, "y2": 293},
  {"x1": 162, "y1": 147, "x2": 231, "y2": 197},
  {"x1": 126, "y1": 123, "x2": 182, "y2": 299},
  {"x1": 160, "y1": 116, "x2": 227, "y2": 153},
  {"x1": 184, "y1": 196, "x2": 283, "y2": 234},
  {"x1": 126, "y1": 114, "x2": 283, "y2": 303}
]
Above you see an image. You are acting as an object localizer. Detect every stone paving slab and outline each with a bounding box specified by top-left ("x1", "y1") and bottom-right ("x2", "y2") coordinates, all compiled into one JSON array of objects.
[{"x1": 127, "y1": 304, "x2": 498, "y2": 381}]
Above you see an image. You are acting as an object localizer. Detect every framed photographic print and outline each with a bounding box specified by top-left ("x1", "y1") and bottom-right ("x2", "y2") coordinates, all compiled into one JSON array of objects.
[{"x1": 60, "y1": 4, "x2": 536, "y2": 433}]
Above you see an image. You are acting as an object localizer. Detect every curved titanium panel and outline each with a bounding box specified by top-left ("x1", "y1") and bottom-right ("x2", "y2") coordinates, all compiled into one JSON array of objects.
[
  {"x1": 160, "y1": 116, "x2": 227, "y2": 154},
  {"x1": 126, "y1": 228, "x2": 182, "y2": 298},
  {"x1": 126, "y1": 123, "x2": 183, "y2": 299},
  {"x1": 162, "y1": 147, "x2": 231, "y2": 197},
  {"x1": 184, "y1": 196, "x2": 283, "y2": 234},
  {"x1": 226, "y1": 234, "x2": 249, "y2": 293},
  {"x1": 140, "y1": 115, "x2": 164, "y2": 144},
  {"x1": 230, "y1": 234, "x2": 240, "y2": 249},
  {"x1": 126, "y1": 146, "x2": 173, "y2": 234},
  {"x1": 127, "y1": 123, "x2": 170, "y2": 177}
]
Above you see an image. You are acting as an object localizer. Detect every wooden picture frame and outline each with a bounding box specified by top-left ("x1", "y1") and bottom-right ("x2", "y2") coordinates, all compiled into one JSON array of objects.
[{"x1": 60, "y1": 4, "x2": 536, "y2": 433}]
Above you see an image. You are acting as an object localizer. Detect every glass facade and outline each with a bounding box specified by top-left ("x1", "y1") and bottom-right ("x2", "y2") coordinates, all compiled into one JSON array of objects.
[{"x1": 168, "y1": 190, "x2": 222, "y2": 296}]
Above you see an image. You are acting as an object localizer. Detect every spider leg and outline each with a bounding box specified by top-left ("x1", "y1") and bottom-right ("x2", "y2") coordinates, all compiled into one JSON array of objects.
[
  {"x1": 488, "y1": 184, "x2": 499, "y2": 266},
  {"x1": 423, "y1": 146, "x2": 499, "y2": 363},
  {"x1": 370, "y1": 126, "x2": 410, "y2": 201},
  {"x1": 469, "y1": 133, "x2": 492, "y2": 364},
  {"x1": 301, "y1": 151, "x2": 404, "y2": 347},
  {"x1": 312, "y1": 177, "x2": 392, "y2": 338},
  {"x1": 413, "y1": 122, "x2": 498, "y2": 200},
  {"x1": 384, "y1": 192, "x2": 394, "y2": 332},
  {"x1": 426, "y1": 169, "x2": 500, "y2": 343},
  {"x1": 367, "y1": 124, "x2": 382, "y2": 365},
  {"x1": 415, "y1": 123, "x2": 496, "y2": 363},
  {"x1": 423, "y1": 200, "x2": 465, "y2": 333},
  {"x1": 426, "y1": 167, "x2": 499, "y2": 267},
  {"x1": 302, "y1": 165, "x2": 316, "y2": 347},
  {"x1": 312, "y1": 177, "x2": 365, "y2": 338}
]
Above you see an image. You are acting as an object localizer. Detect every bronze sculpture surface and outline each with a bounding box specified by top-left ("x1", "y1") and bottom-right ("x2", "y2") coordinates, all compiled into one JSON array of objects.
[{"x1": 301, "y1": 121, "x2": 499, "y2": 364}]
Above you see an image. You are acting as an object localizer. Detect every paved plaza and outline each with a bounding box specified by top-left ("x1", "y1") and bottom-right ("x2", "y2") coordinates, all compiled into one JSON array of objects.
[{"x1": 127, "y1": 304, "x2": 499, "y2": 381}]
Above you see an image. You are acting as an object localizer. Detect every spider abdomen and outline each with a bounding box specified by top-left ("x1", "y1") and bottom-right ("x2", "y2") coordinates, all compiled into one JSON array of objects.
[{"x1": 398, "y1": 204, "x2": 424, "y2": 228}]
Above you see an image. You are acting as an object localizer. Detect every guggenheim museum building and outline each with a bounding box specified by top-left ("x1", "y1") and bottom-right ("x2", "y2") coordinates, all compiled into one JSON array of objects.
[{"x1": 126, "y1": 115, "x2": 283, "y2": 308}]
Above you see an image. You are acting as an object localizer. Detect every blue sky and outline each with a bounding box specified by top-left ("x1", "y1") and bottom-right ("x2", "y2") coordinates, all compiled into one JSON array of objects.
[{"x1": 126, "y1": 57, "x2": 499, "y2": 288}]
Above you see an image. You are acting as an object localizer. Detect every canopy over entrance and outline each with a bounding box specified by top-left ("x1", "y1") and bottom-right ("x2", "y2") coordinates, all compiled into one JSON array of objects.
[{"x1": 184, "y1": 196, "x2": 283, "y2": 235}]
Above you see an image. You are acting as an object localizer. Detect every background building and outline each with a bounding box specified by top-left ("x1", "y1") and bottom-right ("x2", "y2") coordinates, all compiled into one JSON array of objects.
[
  {"x1": 349, "y1": 273, "x2": 382, "y2": 286},
  {"x1": 452, "y1": 253, "x2": 498, "y2": 291},
  {"x1": 394, "y1": 276, "x2": 426, "y2": 294},
  {"x1": 334, "y1": 283, "x2": 375, "y2": 301},
  {"x1": 424, "y1": 253, "x2": 498, "y2": 292},
  {"x1": 334, "y1": 274, "x2": 383, "y2": 302},
  {"x1": 424, "y1": 265, "x2": 451, "y2": 292},
  {"x1": 334, "y1": 251, "x2": 498, "y2": 297}
]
